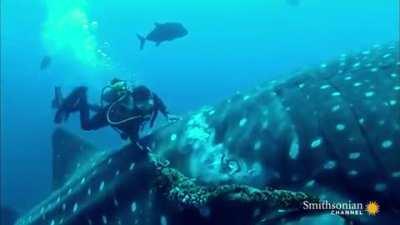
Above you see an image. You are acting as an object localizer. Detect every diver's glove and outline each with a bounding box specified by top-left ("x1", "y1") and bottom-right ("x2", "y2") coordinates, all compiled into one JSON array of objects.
[
  {"x1": 166, "y1": 114, "x2": 182, "y2": 123},
  {"x1": 54, "y1": 86, "x2": 87, "y2": 124}
]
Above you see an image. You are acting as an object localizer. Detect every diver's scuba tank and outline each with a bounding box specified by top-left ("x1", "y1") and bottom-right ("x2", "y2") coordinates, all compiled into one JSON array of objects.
[
  {"x1": 101, "y1": 79, "x2": 145, "y2": 126},
  {"x1": 100, "y1": 79, "x2": 130, "y2": 107}
]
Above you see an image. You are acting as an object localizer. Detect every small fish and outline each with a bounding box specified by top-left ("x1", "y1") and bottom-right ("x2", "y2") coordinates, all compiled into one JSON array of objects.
[
  {"x1": 40, "y1": 56, "x2": 52, "y2": 70},
  {"x1": 137, "y1": 22, "x2": 188, "y2": 50}
]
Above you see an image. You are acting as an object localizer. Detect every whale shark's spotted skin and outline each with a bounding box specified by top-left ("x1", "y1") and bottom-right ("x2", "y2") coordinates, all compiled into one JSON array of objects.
[
  {"x1": 153, "y1": 43, "x2": 399, "y2": 197},
  {"x1": 16, "y1": 43, "x2": 399, "y2": 225}
]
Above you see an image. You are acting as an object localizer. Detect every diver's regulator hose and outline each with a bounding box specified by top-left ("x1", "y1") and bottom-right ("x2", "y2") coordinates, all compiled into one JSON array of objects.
[{"x1": 106, "y1": 93, "x2": 143, "y2": 125}]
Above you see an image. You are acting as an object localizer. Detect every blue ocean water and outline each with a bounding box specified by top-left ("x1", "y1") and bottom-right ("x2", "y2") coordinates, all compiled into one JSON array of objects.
[{"x1": 0, "y1": 0, "x2": 398, "y2": 214}]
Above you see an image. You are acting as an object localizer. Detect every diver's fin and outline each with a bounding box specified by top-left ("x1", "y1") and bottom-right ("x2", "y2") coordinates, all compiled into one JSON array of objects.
[
  {"x1": 52, "y1": 128, "x2": 102, "y2": 190},
  {"x1": 53, "y1": 86, "x2": 86, "y2": 124},
  {"x1": 137, "y1": 34, "x2": 146, "y2": 50}
]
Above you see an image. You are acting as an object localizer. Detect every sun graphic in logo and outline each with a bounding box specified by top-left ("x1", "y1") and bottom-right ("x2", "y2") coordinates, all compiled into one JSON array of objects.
[{"x1": 366, "y1": 201, "x2": 380, "y2": 216}]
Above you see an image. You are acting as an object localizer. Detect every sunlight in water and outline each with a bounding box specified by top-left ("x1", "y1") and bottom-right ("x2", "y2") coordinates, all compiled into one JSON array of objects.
[{"x1": 42, "y1": 0, "x2": 109, "y2": 68}]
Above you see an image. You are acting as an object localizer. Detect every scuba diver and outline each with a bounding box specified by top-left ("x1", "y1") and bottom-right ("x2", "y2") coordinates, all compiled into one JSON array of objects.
[{"x1": 53, "y1": 78, "x2": 180, "y2": 142}]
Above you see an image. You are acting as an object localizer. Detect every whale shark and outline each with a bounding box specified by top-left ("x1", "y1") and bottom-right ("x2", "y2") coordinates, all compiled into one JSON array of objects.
[{"x1": 16, "y1": 42, "x2": 399, "y2": 225}]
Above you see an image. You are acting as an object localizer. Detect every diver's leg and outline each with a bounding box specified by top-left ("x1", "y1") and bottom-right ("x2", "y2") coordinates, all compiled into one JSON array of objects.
[
  {"x1": 54, "y1": 86, "x2": 87, "y2": 124},
  {"x1": 79, "y1": 90, "x2": 108, "y2": 130}
]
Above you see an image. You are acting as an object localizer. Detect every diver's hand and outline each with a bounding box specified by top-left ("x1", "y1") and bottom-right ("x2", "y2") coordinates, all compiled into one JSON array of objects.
[{"x1": 167, "y1": 114, "x2": 181, "y2": 123}]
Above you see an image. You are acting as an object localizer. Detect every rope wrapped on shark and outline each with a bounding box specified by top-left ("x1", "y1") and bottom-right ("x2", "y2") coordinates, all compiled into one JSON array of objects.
[{"x1": 16, "y1": 42, "x2": 399, "y2": 225}]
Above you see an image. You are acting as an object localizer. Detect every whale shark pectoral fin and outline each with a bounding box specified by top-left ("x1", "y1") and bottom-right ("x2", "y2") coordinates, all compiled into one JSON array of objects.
[
  {"x1": 52, "y1": 128, "x2": 100, "y2": 190},
  {"x1": 156, "y1": 41, "x2": 161, "y2": 47}
]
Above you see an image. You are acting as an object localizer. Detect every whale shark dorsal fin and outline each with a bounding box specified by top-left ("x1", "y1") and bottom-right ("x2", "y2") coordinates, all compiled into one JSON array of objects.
[
  {"x1": 52, "y1": 128, "x2": 100, "y2": 190},
  {"x1": 154, "y1": 22, "x2": 162, "y2": 27}
]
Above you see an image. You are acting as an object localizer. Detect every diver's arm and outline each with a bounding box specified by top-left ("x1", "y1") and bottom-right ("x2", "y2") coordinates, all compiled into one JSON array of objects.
[
  {"x1": 153, "y1": 94, "x2": 169, "y2": 117},
  {"x1": 153, "y1": 93, "x2": 181, "y2": 123},
  {"x1": 150, "y1": 111, "x2": 158, "y2": 127},
  {"x1": 80, "y1": 108, "x2": 108, "y2": 130},
  {"x1": 148, "y1": 94, "x2": 166, "y2": 127}
]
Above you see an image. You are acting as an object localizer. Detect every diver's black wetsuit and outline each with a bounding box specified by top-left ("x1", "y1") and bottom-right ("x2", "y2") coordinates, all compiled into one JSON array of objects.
[{"x1": 60, "y1": 86, "x2": 168, "y2": 142}]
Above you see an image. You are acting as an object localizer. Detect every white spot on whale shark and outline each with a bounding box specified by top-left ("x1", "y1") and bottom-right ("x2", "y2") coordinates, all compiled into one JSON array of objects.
[
  {"x1": 344, "y1": 76, "x2": 352, "y2": 81},
  {"x1": 348, "y1": 152, "x2": 361, "y2": 160},
  {"x1": 374, "y1": 183, "x2": 387, "y2": 192},
  {"x1": 381, "y1": 140, "x2": 393, "y2": 149},
  {"x1": 310, "y1": 138, "x2": 323, "y2": 149},
  {"x1": 102, "y1": 215, "x2": 108, "y2": 224},
  {"x1": 99, "y1": 181, "x2": 105, "y2": 191},
  {"x1": 289, "y1": 137, "x2": 299, "y2": 159},
  {"x1": 320, "y1": 84, "x2": 330, "y2": 90},
  {"x1": 73, "y1": 203, "x2": 78, "y2": 213},
  {"x1": 160, "y1": 216, "x2": 168, "y2": 225},
  {"x1": 362, "y1": 50, "x2": 370, "y2": 55},
  {"x1": 389, "y1": 100, "x2": 397, "y2": 106},
  {"x1": 323, "y1": 161, "x2": 337, "y2": 170},
  {"x1": 113, "y1": 197, "x2": 119, "y2": 207},
  {"x1": 370, "y1": 67, "x2": 378, "y2": 72},
  {"x1": 348, "y1": 170, "x2": 359, "y2": 176},
  {"x1": 239, "y1": 118, "x2": 247, "y2": 127},
  {"x1": 170, "y1": 134, "x2": 177, "y2": 141},
  {"x1": 364, "y1": 91, "x2": 375, "y2": 97},
  {"x1": 129, "y1": 162, "x2": 136, "y2": 170},
  {"x1": 335, "y1": 124, "x2": 346, "y2": 131},
  {"x1": 352, "y1": 62, "x2": 361, "y2": 68},
  {"x1": 253, "y1": 140, "x2": 262, "y2": 151},
  {"x1": 331, "y1": 105, "x2": 341, "y2": 112},
  {"x1": 305, "y1": 180, "x2": 315, "y2": 187},
  {"x1": 131, "y1": 202, "x2": 137, "y2": 212},
  {"x1": 392, "y1": 171, "x2": 400, "y2": 178},
  {"x1": 243, "y1": 95, "x2": 250, "y2": 101}
]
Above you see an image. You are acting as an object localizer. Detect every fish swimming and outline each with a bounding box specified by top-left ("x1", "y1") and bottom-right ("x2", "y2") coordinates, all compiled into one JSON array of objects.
[
  {"x1": 137, "y1": 22, "x2": 188, "y2": 50},
  {"x1": 16, "y1": 42, "x2": 399, "y2": 225},
  {"x1": 40, "y1": 56, "x2": 52, "y2": 70}
]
